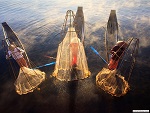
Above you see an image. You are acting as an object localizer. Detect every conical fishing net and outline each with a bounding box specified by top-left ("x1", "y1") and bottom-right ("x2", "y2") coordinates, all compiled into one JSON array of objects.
[
  {"x1": 96, "y1": 68, "x2": 129, "y2": 97},
  {"x1": 2, "y1": 22, "x2": 46, "y2": 95},
  {"x1": 53, "y1": 27, "x2": 90, "y2": 81},
  {"x1": 96, "y1": 38, "x2": 139, "y2": 97},
  {"x1": 14, "y1": 67, "x2": 45, "y2": 95}
]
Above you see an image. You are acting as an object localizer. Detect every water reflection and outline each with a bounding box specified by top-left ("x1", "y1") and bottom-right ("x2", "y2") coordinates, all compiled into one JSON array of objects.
[
  {"x1": 0, "y1": 0, "x2": 149, "y2": 49},
  {"x1": 0, "y1": 0, "x2": 150, "y2": 113}
]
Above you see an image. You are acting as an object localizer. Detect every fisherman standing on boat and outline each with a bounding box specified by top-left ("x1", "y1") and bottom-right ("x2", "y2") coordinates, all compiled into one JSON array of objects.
[
  {"x1": 6, "y1": 44, "x2": 28, "y2": 67},
  {"x1": 70, "y1": 37, "x2": 80, "y2": 67},
  {"x1": 108, "y1": 41, "x2": 128, "y2": 70}
]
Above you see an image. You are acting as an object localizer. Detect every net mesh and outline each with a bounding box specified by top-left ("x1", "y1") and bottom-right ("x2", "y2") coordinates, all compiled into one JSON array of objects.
[
  {"x1": 96, "y1": 38, "x2": 139, "y2": 97},
  {"x1": 96, "y1": 68, "x2": 129, "y2": 97},
  {"x1": 2, "y1": 22, "x2": 46, "y2": 95},
  {"x1": 53, "y1": 27, "x2": 90, "y2": 81},
  {"x1": 15, "y1": 67, "x2": 45, "y2": 95}
]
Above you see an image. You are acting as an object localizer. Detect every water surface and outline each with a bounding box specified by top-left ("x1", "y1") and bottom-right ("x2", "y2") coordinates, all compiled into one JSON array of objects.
[{"x1": 0, "y1": 0, "x2": 150, "y2": 113}]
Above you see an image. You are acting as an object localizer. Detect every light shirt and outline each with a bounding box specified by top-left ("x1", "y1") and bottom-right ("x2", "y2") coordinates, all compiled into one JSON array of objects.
[{"x1": 8, "y1": 47, "x2": 24, "y2": 60}]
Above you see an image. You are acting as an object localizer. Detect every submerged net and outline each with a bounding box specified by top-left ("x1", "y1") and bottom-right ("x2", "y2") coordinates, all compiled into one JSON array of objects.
[
  {"x1": 117, "y1": 38, "x2": 139, "y2": 81},
  {"x1": 53, "y1": 27, "x2": 90, "y2": 81},
  {"x1": 14, "y1": 67, "x2": 45, "y2": 95},
  {"x1": 96, "y1": 68, "x2": 129, "y2": 97}
]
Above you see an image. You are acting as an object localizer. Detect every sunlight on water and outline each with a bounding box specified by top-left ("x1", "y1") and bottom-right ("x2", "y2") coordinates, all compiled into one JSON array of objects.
[
  {"x1": 0, "y1": 0, "x2": 149, "y2": 67},
  {"x1": 0, "y1": 0, "x2": 149, "y2": 75},
  {"x1": 0, "y1": 1, "x2": 150, "y2": 113},
  {"x1": 0, "y1": 0, "x2": 149, "y2": 50}
]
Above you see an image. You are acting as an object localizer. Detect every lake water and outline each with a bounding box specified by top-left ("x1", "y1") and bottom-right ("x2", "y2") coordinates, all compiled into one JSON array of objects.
[{"x1": 0, "y1": 0, "x2": 150, "y2": 113}]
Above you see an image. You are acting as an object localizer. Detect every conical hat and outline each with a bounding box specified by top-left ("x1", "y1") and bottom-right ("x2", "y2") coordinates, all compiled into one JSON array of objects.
[{"x1": 116, "y1": 41, "x2": 128, "y2": 48}]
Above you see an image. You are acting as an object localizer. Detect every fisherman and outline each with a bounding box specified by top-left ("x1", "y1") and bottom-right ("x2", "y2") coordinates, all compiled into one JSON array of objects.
[
  {"x1": 6, "y1": 44, "x2": 28, "y2": 67},
  {"x1": 108, "y1": 41, "x2": 128, "y2": 70},
  {"x1": 70, "y1": 37, "x2": 80, "y2": 67}
]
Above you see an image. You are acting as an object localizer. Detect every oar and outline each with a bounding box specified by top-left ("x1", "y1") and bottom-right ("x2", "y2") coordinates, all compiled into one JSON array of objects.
[
  {"x1": 90, "y1": 46, "x2": 108, "y2": 64},
  {"x1": 44, "y1": 55, "x2": 56, "y2": 59},
  {"x1": 33, "y1": 62, "x2": 56, "y2": 69}
]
